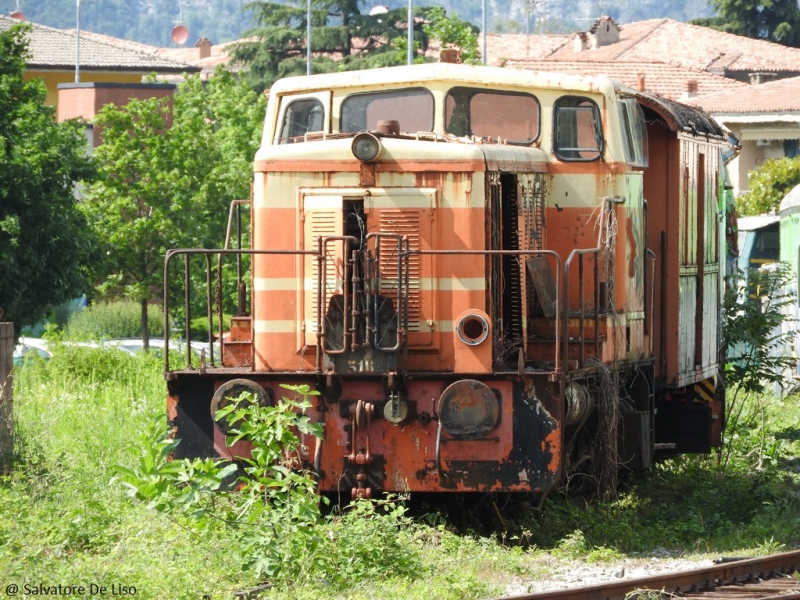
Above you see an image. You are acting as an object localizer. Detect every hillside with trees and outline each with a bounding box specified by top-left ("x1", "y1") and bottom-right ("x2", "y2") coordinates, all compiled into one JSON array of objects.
[{"x1": 7, "y1": 0, "x2": 714, "y2": 46}]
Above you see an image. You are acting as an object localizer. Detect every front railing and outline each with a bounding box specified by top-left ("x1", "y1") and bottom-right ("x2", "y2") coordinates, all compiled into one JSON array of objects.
[{"x1": 163, "y1": 242, "x2": 659, "y2": 376}]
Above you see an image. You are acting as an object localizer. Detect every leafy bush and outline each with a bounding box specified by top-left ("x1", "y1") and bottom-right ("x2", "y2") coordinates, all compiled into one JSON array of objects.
[
  {"x1": 188, "y1": 313, "x2": 232, "y2": 341},
  {"x1": 723, "y1": 265, "x2": 796, "y2": 471},
  {"x1": 64, "y1": 300, "x2": 165, "y2": 341},
  {"x1": 114, "y1": 384, "x2": 326, "y2": 585},
  {"x1": 736, "y1": 157, "x2": 800, "y2": 216}
]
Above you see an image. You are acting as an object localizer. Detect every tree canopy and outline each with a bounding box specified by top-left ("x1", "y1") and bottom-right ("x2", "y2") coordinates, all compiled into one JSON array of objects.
[
  {"x1": 232, "y1": 1, "x2": 479, "y2": 91},
  {"x1": 691, "y1": 0, "x2": 800, "y2": 46},
  {"x1": 735, "y1": 157, "x2": 800, "y2": 216},
  {"x1": 81, "y1": 70, "x2": 265, "y2": 346},
  {"x1": 0, "y1": 23, "x2": 97, "y2": 335}
]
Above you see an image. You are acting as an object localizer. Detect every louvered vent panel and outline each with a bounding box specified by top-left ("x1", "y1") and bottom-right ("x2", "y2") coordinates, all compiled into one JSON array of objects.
[
  {"x1": 303, "y1": 202, "x2": 342, "y2": 346},
  {"x1": 378, "y1": 210, "x2": 423, "y2": 332}
]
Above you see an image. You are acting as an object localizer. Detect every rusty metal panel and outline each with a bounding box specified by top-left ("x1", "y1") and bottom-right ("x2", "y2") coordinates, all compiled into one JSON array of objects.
[{"x1": 678, "y1": 272, "x2": 697, "y2": 375}]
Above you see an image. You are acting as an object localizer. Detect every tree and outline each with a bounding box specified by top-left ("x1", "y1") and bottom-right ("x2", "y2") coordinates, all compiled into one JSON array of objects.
[
  {"x1": 0, "y1": 23, "x2": 97, "y2": 336},
  {"x1": 81, "y1": 70, "x2": 265, "y2": 348},
  {"x1": 232, "y1": 2, "x2": 482, "y2": 91},
  {"x1": 736, "y1": 157, "x2": 800, "y2": 216},
  {"x1": 691, "y1": 0, "x2": 800, "y2": 47},
  {"x1": 423, "y1": 6, "x2": 480, "y2": 64},
  {"x1": 233, "y1": 0, "x2": 420, "y2": 91}
]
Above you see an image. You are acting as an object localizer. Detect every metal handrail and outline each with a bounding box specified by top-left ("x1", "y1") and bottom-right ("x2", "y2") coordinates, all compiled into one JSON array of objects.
[
  {"x1": 563, "y1": 247, "x2": 601, "y2": 370},
  {"x1": 163, "y1": 248, "x2": 318, "y2": 372},
  {"x1": 164, "y1": 247, "x2": 566, "y2": 374}
]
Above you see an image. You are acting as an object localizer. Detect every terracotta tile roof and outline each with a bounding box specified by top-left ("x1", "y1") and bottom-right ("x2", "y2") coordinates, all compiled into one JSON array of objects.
[
  {"x1": 481, "y1": 19, "x2": 800, "y2": 75},
  {"x1": 157, "y1": 38, "x2": 245, "y2": 73},
  {"x1": 685, "y1": 75, "x2": 800, "y2": 113},
  {"x1": 481, "y1": 32, "x2": 572, "y2": 66},
  {"x1": 0, "y1": 15, "x2": 198, "y2": 74},
  {"x1": 503, "y1": 60, "x2": 747, "y2": 100}
]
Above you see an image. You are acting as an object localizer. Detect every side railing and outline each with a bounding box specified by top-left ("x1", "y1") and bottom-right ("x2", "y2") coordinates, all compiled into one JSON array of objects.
[
  {"x1": 563, "y1": 246, "x2": 659, "y2": 369},
  {"x1": 563, "y1": 247, "x2": 603, "y2": 370},
  {"x1": 163, "y1": 248, "x2": 318, "y2": 373}
]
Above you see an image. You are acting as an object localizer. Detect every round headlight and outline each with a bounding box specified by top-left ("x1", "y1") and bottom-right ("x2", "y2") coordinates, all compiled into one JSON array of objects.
[{"x1": 352, "y1": 132, "x2": 381, "y2": 162}]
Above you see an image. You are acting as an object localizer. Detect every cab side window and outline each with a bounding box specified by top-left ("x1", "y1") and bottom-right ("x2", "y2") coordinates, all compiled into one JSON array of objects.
[
  {"x1": 278, "y1": 98, "x2": 324, "y2": 144},
  {"x1": 553, "y1": 96, "x2": 603, "y2": 161}
]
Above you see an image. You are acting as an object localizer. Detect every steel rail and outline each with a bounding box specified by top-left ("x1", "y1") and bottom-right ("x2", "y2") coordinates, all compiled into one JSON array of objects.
[{"x1": 488, "y1": 549, "x2": 800, "y2": 600}]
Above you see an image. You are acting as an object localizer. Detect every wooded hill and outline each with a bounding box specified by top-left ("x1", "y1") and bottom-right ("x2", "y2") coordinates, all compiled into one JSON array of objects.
[{"x1": 8, "y1": 0, "x2": 713, "y2": 47}]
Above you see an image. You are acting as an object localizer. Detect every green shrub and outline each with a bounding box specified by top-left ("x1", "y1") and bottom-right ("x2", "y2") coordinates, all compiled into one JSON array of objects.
[
  {"x1": 188, "y1": 313, "x2": 232, "y2": 341},
  {"x1": 64, "y1": 300, "x2": 165, "y2": 341}
]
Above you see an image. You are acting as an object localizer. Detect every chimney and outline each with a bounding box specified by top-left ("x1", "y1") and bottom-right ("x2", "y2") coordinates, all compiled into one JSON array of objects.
[
  {"x1": 682, "y1": 79, "x2": 698, "y2": 99},
  {"x1": 573, "y1": 31, "x2": 590, "y2": 52},
  {"x1": 439, "y1": 48, "x2": 461, "y2": 63},
  {"x1": 590, "y1": 16, "x2": 620, "y2": 48},
  {"x1": 195, "y1": 37, "x2": 212, "y2": 59},
  {"x1": 637, "y1": 72, "x2": 645, "y2": 92}
]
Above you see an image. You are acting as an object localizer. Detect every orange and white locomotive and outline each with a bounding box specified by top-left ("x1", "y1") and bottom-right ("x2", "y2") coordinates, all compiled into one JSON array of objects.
[{"x1": 165, "y1": 62, "x2": 725, "y2": 497}]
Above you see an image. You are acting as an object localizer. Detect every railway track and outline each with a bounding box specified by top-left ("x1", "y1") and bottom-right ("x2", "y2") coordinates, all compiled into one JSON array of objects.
[{"x1": 491, "y1": 549, "x2": 800, "y2": 600}]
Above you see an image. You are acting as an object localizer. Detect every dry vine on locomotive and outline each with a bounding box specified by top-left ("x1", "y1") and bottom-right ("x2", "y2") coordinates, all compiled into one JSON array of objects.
[{"x1": 164, "y1": 62, "x2": 726, "y2": 498}]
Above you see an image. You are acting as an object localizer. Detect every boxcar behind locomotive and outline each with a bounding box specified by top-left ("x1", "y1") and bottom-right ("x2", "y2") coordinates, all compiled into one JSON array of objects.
[{"x1": 164, "y1": 63, "x2": 725, "y2": 497}]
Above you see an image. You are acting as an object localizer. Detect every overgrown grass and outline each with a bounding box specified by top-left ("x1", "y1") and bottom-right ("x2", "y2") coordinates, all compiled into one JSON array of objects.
[
  {"x1": 1, "y1": 350, "x2": 239, "y2": 599},
  {"x1": 4, "y1": 348, "x2": 800, "y2": 599}
]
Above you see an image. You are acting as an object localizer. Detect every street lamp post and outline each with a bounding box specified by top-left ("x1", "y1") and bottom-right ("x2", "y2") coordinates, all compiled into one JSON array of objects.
[
  {"x1": 482, "y1": 0, "x2": 487, "y2": 64},
  {"x1": 306, "y1": 0, "x2": 311, "y2": 75},
  {"x1": 407, "y1": 0, "x2": 413, "y2": 65},
  {"x1": 75, "y1": 0, "x2": 82, "y2": 83}
]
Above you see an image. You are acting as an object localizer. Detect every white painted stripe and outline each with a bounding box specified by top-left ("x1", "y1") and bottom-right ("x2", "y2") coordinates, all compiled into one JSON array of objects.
[
  {"x1": 254, "y1": 319, "x2": 461, "y2": 334},
  {"x1": 254, "y1": 278, "x2": 299, "y2": 292},
  {"x1": 254, "y1": 277, "x2": 343, "y2": 292},
  {"x1": 434, "y1": 278, "x2": 485, "y2": 291},
  {"x1": 253, "y1": 276, "x2": 486, "y2": 292},
  {"x1": 254, "y1": 320, "x2": 297, "y2": 333},
  {"x1": 438, "y1": 320, "x2": 455, "y2": 333},
  {"x1": 303, "y1": 195, "x2": 343, "y2": 209}
]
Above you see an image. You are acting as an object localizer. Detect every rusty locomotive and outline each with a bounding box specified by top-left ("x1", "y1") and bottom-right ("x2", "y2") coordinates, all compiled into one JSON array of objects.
[{"x1": 164, "y1": 63, "x2": 725, "y2": 498}]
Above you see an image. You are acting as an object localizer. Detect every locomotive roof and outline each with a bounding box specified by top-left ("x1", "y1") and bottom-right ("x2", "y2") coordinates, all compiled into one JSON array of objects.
[
  {"x1": 268, "y1": 62, "x2": 621, "y2": 97},
  {"x1": 636, "y1": 92, "x2": 725, "y2": 138},
  {"x1": 780, "y1": 184, "x2": 800, "y2": 214}
]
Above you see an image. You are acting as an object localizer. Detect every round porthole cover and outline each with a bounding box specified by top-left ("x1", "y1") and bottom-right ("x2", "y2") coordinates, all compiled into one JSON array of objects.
[{"x1": 438, "y1": 379, "x2": 499, "y2": 440}]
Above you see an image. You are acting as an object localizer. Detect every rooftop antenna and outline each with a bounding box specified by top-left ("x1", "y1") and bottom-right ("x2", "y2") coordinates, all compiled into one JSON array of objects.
[
  {"x1": 171, "y1": 23, "x2": 189, "y2": 45},
  {"x1": 171, "y1": 0, "x2": 189, "y2": 45}
]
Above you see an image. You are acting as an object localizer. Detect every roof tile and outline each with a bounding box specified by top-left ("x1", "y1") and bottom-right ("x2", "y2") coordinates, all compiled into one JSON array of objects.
[{"x1": 0, "y1": 15, "x2": 198, "y2": 73}]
